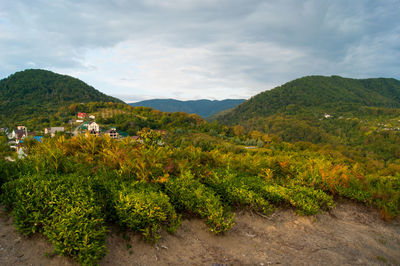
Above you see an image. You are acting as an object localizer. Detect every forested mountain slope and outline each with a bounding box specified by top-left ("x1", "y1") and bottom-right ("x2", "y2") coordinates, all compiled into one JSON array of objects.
[
  {"x1": 214, "y1": 76, "x2": 400, "y2": 162},
  {"x1": 216, "y1": 75, "x2": 400, "y2": 124},
  {"x1": 0, "y1": 69, "x2": 123, "y2": 127}
]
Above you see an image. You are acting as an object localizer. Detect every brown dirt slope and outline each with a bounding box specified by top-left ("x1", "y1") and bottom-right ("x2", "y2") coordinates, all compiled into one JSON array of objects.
[{"x1": 1, "y1": 200, "x2": 399, "y2": 266}]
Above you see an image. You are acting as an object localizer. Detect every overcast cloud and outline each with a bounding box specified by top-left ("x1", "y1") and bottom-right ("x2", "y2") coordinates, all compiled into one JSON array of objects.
[{"x1": 0, "y1": 0, "x2": 399, "y2": 102}]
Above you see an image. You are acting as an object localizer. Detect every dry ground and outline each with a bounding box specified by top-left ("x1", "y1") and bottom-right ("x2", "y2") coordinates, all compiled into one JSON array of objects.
[{"x1": 1, "y1": 200, "x2": 399, "y2": 266}]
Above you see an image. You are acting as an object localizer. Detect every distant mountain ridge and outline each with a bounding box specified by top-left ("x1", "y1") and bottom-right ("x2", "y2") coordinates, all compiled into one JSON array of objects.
[
  {"x1": 0, "y1": 69, "x2": 123, "y2": 127},
  {"x1": 216, "y1": 75, "x2": 400, "y2": 125},
  {"x1": 129, "y1": 99, "x2": 245, "y2": 118}
]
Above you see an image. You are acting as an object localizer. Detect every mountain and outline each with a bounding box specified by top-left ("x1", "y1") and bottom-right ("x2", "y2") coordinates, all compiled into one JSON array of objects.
[
  {"x1": 214, "y1": 76, "x2": 400, "y2": 162},
  {"x1": 216, "y1": 75, "x2": 400, "y2": 125},
  {"x1": 0, "y1": 69, "x2": 123, "y2": 127},
  {"x1": 129, "y1": 99, "x2": 245, "y2": 118}
]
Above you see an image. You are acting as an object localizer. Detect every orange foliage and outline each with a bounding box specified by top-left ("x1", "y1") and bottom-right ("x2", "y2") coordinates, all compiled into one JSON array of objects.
[{"x1": 319, "y1": 164, "x2": 350, "y2": 194}]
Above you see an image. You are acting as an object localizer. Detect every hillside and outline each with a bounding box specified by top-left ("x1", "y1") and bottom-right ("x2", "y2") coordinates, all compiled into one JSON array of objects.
[
  {"x1": 214, "y1": 76, "x2": 400, "y2": 163},
  {"x1": 0, "y1": 69, "x2": 123, "y2": 128},
  {"x1": 129, "y1": 99, "x2": 245, "y2": 118},
  {"x1": 216, "y1": 75, "x2": 400, "y2": 124}
]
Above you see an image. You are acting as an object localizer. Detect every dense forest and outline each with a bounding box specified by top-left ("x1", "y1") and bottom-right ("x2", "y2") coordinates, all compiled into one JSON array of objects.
[
  {"x1": 0, "y1": 69, "x2": 122, "y2": 128},
  {"x1": 216, "y1": 75, "x2": 400, "y2": 123},
  {"x1": 0, "y1": 72, "x2": 399, "y2": 265},
  {"x1": 129, "y1": 99, "x2": 245, "y2": 118}
]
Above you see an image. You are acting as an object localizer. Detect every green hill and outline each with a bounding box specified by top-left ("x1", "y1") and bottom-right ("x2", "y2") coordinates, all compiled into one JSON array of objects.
[
  {"x1": 216, "y1": 75, "x2": 400, "y2": 124},
  {"x1": 215, "y1": 76, "x2": 400, "y2": 162},
  {"x1": 129, "y1": 99, "x2": 245, "y2": 118},
  {"x1": 0, "y1": 69, "x2": 123, "y2": 128}
]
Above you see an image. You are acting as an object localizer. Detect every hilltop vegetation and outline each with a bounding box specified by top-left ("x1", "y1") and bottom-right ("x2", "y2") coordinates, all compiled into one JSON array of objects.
[
  {"x1": 0, "y1": 69, "x2": 122, "y2": 128},
  {"x1": 129, "y1": 99, "x2": 245, "y2": 118}
]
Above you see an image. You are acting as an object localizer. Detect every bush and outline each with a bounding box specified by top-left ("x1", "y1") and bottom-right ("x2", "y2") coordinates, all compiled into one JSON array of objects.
[
  {"x1": 165, "y1": 171, "x2": 234, "y2": 234},
  {"x1": 113, "y1": 182, "x2": 181, "y2": 242},
  {"x1": 230, "y1": 175, "x2": 335, "y2": 215},
  {"x1": 1, "y1": 174, "x2": 107, "y2": 265},
  {"x1": 205, "y1": 171, "x2": 275, "y2": 215}
]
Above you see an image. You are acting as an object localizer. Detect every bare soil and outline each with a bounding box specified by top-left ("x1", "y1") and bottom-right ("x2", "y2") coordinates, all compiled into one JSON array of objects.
[{"x1": 1, "y1": 200, "x2": 399, "y2": 266}]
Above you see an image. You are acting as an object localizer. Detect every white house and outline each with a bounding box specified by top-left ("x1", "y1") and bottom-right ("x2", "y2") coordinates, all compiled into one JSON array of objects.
[
  {"x1": 7, "y1": 130, "x2": 16, "y2": 139},
  {"x1": 88, "y1": 122, "x2": 100, "y2": 136},
  {"x1": 8, "y1": 129, "x2": 27, "y2": 140}
]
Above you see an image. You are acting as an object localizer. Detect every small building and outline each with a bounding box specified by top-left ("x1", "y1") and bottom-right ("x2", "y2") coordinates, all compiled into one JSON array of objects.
[
  {"x1": 8, "y1": 126, "x2": 28, "y2": 140},
  {"x1": 324, "y1": 113, "x2": 332, "y2": 119},
  {"x1": 105, "y1": 128, "x2": 119, "y2": 139},
  {"x1": 7, "y1": 130, "x2": 16, "y2": 139},
  {"x1": 89, "y1": 115, "x2": 95, "y2": 119},
  {"x1": 14, "y1": 129, "x2": 27, "y2": 140},
  {"x1": 88, "y1": 122, "x2": 100, "y2": 136},
  {"x1": 44, "y1": 127, "x2": 65, "y2": 137},
  {"x1": 77, "y1": 112, "x2": 87, "y2": 119},
  {"x1": 76, "y1": 119, "x2": 84, "y2": 123}
]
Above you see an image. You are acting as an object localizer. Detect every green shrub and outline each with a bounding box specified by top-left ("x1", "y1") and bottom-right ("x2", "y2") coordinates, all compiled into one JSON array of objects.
[
  {"x1": 229, "y1": 175, "x2": 334, "y2": 215},
  {"x1": 165, "y1": 171, "x2": 234, "y2": 234},
  {"x1": 1, "y1": 174, "x2": 107, "y2": 265},
  {"x1": 1, "y1": 175, "x2": 54, "y2": 234},
  {"x1": 206, "y1": 171, "x2": 275, "y2": 215},
  {"x1": 44, "y1": 200, "x2": 107, "y2": 265},
  {"x1": 0, "y1": 160, "x2": 19, "y2": 188},
  {"x1": 113, "y1": 182, "x2": 181, "y2": 242}
]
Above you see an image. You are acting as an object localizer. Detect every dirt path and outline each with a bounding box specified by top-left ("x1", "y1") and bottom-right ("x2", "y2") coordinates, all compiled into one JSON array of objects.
[{"x1": 1, "y1": 200, "x2": 399, "y2": 265}]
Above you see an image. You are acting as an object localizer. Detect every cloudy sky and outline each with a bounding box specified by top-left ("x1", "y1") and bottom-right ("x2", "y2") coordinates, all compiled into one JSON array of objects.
[{"x1": 1, "y1": 0, "x2": 399, "y2": 102}]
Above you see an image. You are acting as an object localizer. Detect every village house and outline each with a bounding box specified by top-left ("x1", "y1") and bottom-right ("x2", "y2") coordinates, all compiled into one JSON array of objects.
[
  {"x1": 77, "y1": 112, "x2": 86, "y2": 119},
  {"x1": 105, "y1": 128, "x2": 119, "y2": 139},
  {"x1": 44, "y1": 127, "x2": 65, "y2": 137},
  {"x1": 8, "y1": 126, "x2": 28, "y2": 140},
  {"x1": 9, "y1": 129, "x2": 26, "y2": 140},
  {"x1": 87, "y1": 121, "x2": 100, "y2": 136},
  {"x1": 7, "y1": 130, "x2": 16, "y2": 140},
  {"x1": 89, "y1": 115, "x2": 95, "y2": 119}
]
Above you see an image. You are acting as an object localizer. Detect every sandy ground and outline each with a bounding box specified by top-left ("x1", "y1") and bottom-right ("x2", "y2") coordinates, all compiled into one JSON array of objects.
[{"x1": 0, "y1": 200, "x2": 399, "y2": 266}]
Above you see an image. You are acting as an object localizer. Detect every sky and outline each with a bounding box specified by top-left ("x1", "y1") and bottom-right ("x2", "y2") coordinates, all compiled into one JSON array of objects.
[{"x1": 0, "y1": 0, "x2": 399, "y2": 103}]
